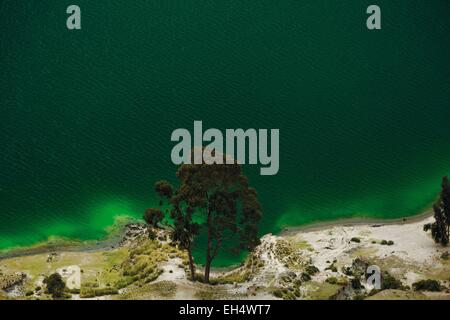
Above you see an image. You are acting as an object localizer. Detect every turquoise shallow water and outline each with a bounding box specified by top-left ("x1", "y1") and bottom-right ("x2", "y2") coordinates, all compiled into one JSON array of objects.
[{"x1": 1, "y1": 1, "x2": 449, "y2": 266}]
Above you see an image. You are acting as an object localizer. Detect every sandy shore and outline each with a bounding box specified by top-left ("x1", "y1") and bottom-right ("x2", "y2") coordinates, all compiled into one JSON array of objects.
[
  {"x1": 285, "y1": 214, "x2": 443, "y2": 279},
  {"x1": 280, "y1": 209, "x2": 433, "y2": 235},
  {"x1": 224, "y1": 212, "x2": 449, "y2": 300},
  {"x1": 0, "y1": 209, "x2": 433, "y2": 260},
  {"x1": 1, "y1": 210, "x2": 449, "y2": 300}
]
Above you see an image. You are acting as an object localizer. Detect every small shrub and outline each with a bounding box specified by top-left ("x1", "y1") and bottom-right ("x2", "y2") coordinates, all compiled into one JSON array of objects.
[
  {"x1": 351, "y1": 237, "x2": 361, "y2": 243},
  {"x1": 304, "y1": 265, "x2": 319, "y2": 276},
  {"x1": 381, "y1": 272, "x2": 403, "y2": 290},
  {"x1": 272, "y1": 289, "x2": 284, "y2": 299},
  {"x1": 300, "y1": 273, "x2": 311, "y2": 282},
  {"x1": 351, "y1": 277, "x2": 362, "y2": 290},
  {"x1": 412, "y1": 279, "x2": 442, "y2": 292},
  {"x1": 148, "y1": 229, "x2": 157, "y2": 240},
  {"x1": 44, "y1": 273, "x2": 66, "y2": 299},
  {"x1": 282, "y1": 291, "x2": 297, "y2": 300},
  {"x1": 342, "y1": 266, "x2": 353, "y2": 276},
  {"x1": 293, "y1": 279, "x2": 302, "y2": 287},
  {"x1": 272, "y1": 288, "x2": 296, "y2": 300},
  {"x1": 326, "y1": 277, "x2": 338, "y2": 284},
  {"x1": 326, "y1": 264, "x2": 338, "y2": 272}
]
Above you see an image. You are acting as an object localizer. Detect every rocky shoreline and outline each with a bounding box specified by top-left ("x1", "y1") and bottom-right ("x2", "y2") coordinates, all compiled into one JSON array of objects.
[{"x1": 1, "y1": 215, "x2": 450, "y2": 300}]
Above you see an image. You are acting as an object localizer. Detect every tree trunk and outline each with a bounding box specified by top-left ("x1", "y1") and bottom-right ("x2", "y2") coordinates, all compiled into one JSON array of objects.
[
  {"x1": 187, "y1": 247, "x2": 196, "y2": 281},
  {"x1": 205, "y1": 237, "x2": 222, "y2": 284},
  {"x1": 204, "y1": 258, "x2": 211, "y2": 284},
  {"x1": 204, "y1": 240, "x2": 212, "y2": 283},
  {"x1": 204, "y1": 211, "x2": 213, "y2": 283}
]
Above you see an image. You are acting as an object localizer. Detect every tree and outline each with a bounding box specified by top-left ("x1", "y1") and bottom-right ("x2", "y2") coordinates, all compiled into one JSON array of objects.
[
  {"x1": 155, "y1": 180, "x2": 174, "y2": 200},
  {"x1": 44, "y1": 273, "x2": 66, "y2": 299},
  {"x1": 149, "y1": 157, "x2": 262, "y2": 283},
  {"x1": 143, "y1": 208, "x2": 164, "y2": 227},
  {"x1": 424, "y1": 176, "x2": 450, "y2": 246},
  {"x1": 170, "y1": 202, "x2": 200, "y2": 281},
  {"x1": 148, "y1": 180, "x2": 199, "y2": 281},
  {"x1": 178, "y1": 161, "x2": 261, "y2": 283},
  {"x1": 441, "y1": 176, "x2": 450, "y2": 235}
]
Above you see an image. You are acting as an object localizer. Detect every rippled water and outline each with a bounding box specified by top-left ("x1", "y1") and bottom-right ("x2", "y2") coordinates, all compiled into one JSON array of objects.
[{"x1": 1, "y1": 1, "x2": 449, "y2": 265}]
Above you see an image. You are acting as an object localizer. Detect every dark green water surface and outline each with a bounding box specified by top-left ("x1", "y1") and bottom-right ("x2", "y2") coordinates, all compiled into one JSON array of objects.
[{"x1": 1, "y1": 1, "x2": 449, "y2": 265}]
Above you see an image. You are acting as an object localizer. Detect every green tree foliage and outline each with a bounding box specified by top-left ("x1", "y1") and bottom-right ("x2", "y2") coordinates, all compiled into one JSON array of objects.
[
  {"x1": 143, "y1": 208, "x2": 164, "y2": 227},
  {"x1": 145, "y1": 180, "x2": 198, "y2": 280},
  {"x1": 424, "y1": 176, "x2": 450, "y2": 246},
  {"x1": 149, "y1": 157, "x2": 262, "y2": 283},
  {"x1": 44, "y1": 273, "x2": 66, "y2": 299}
]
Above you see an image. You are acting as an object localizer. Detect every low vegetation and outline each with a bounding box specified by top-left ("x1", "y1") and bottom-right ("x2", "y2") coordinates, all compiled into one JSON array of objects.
[
  {"x1": 412, "y1": 279, "x2": 442, "y2": 292},
  {"x1": 44, "y1": 273, "x2": 66, "y2": 299},
  {"x1": 424, "y1": 176, "x2": 450, "y2": 246},
  {"x1": 325, "y1": 276, "x2": 349, "y2": 286},
  {"x1": 273, "y1": 239, "x2": 305, "y2": 270}
]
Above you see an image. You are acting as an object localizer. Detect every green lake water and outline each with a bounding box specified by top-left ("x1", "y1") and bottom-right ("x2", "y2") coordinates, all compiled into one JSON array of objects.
[{"x1": 1, "y1": 1, "x2": 449, "y2": 266}]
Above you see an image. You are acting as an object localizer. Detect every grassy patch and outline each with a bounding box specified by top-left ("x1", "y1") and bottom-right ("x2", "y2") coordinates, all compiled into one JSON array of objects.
[
  {"x1": 349, "y1": 247, "x2": 378, "y2": 259},
  {"x1": 117, "y1": 280, "x2": 177, "y2": 300},
  {"x1": 80, "y1": 287, "x2": 119, "y2": 298},
  {"x1": 0, "y1": 235, "x2": 183, "y2": 299},
  {"x1": 194, "y1": 287, "x2": 231, "y2": 300},
  {"x1": 366, "y1": 289, "x2": 428, "y2": 300},
  {"x1": 210, "y1": 270, "x2": 251, "y2": 285},
  {"x1": 304, "y1": 281, "x2": 341, "y2": 300},
  {"x1": 286, "y1": 237, "x2": 313, "y2": 251},
  {"x1": 325, "y1": 276, "x2": 349, "y2": 286},
  {"x1": 273, "y1": 239, "x2": 306, "y2": 270},
  {"x1": 117, "y1": 238, "x2": 181, "y2": 288}
]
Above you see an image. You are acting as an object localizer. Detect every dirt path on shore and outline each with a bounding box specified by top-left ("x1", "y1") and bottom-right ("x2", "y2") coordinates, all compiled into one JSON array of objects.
[{"x1": 280, "y1": 209, "x2": 433, "y2": 236}]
